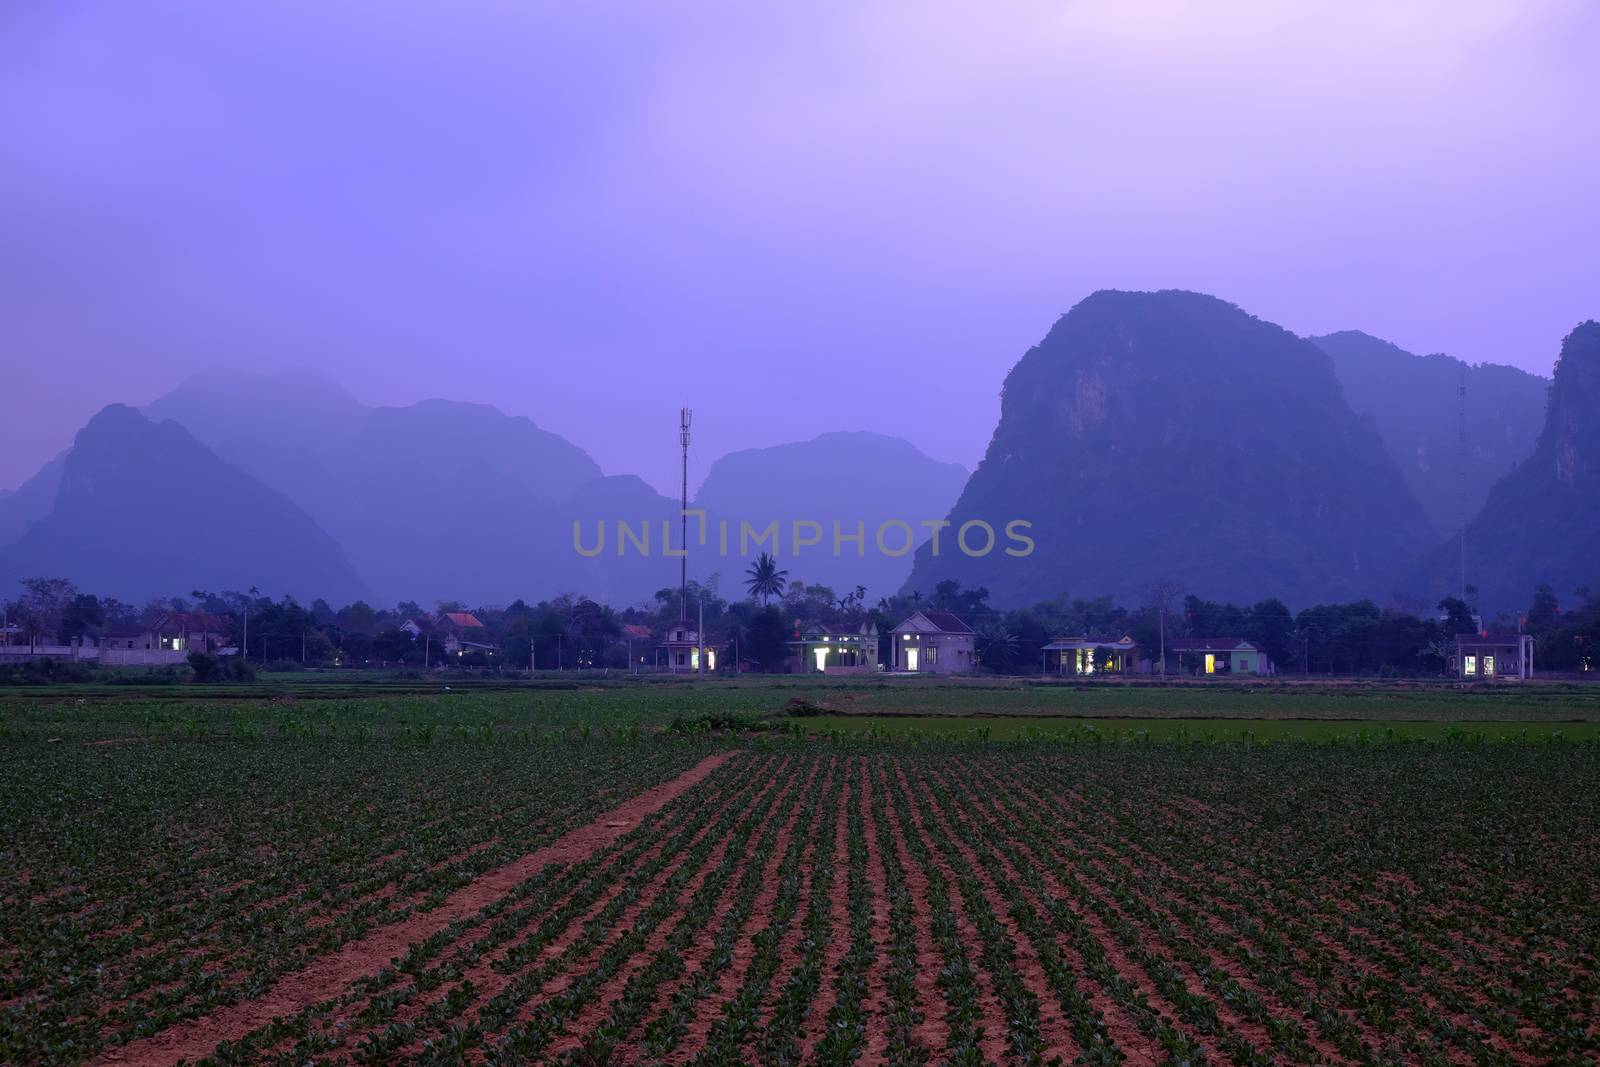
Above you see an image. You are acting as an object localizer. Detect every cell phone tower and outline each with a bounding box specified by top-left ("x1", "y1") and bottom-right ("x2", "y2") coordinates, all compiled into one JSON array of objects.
[
  {"x1": 1457, "y1": 366, "x2": 1467, "y2": 600},
  {"x1": 679, "y1": 407, "x2": 692, "y2": 622}
]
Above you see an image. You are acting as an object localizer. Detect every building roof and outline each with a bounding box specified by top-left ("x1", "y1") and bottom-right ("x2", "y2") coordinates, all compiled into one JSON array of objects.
[
  {"x1": 794, "y1": 621, "x2": 875, "y2": 638},
  {"x1": 895, "y1": 610, "x2": 974, "y2": 635},
  {"x1": 438, "y1": 612, "x2": 485, "y2": 629},
  {"x1": 1042, "y1": 634, "x2": 1137, "y2": 651},
  {"x1": 1456, "y1": 632, "x2": 1532, "y2": 646},
  {"x1": 153, "y1": 612, "x2": 229, "y2": 632},
  {"x1": 1167, "y1": 637, "x2": 1264, "y2": 653},
  {"x1": 620, "y1": 624, "x2": 653, "y2": 640}
]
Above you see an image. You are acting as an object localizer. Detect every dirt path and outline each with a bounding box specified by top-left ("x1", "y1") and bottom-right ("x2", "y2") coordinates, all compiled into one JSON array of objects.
[{"x1": 94, "y1": 751, "x2": 738, "y2": 1067}]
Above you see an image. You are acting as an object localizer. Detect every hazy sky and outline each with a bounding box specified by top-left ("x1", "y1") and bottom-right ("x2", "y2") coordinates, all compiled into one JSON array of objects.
[{"x1": 3, "y1": 1, "x2": 1597, "y2": 494}]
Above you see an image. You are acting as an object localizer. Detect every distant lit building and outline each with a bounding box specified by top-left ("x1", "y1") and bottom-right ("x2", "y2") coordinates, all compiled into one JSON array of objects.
[
  {"x1": 101, "y1": 612, "x2": 229, "y2": 654},
  {"x1": 1163, "y1": 637, "x2": 1272, "y2": 677},
  {"x1": 891, "y1": 611, "x2": 975, "y2": 673},
  {"x1": 1042, "y1": 634, "x2": 1144, "y2": 675},
  {"x1": 788, "y1": 621, "x2": 880, "y2": 674},
  {"x1": 1454, "y1": 632, "x2": 1534, "y2": 680},
  {"x1": 660, "y1": 621, "x2": 712, "y2": 672}
]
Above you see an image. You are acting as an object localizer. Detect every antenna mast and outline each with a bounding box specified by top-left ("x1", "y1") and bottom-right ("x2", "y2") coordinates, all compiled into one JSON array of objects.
[
  {"x1": 679, "y1": 407, "x2": 692, "y2": 622},
  {"x1": 1457, "y1": 367, "x2": 1467, "y2": 600}
]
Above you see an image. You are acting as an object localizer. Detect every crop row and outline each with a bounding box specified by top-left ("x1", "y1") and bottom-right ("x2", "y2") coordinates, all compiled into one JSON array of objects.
[
  {"x1": 0, "y1": 738, "x2": 710, "y2": 1064},
  {"x1": 7, "y1": 741, "x2": 1597, "y2": 1064}
]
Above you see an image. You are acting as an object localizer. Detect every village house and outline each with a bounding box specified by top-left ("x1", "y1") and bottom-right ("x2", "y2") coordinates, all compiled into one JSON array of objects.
[
  {"x1": 1163, "y1": 637, "x2": 1273, "y2": 677},
  {"x1": 788, "y1": 621, "x2": 880, "y2": 674},
  {"x1": 619, "y1": 623, "x2": 653, "y2": 670},
  {"x1": 1041, "y1": 634, "x2": 1144, "y2": 675},
  {"x1": 1454, "y1": 632, "x2": 1534, "y2": 680},
  {"x1": 891, "y1": 611, "x2": 976, "y2": 673},
  {"x1": 659, "y1": 620, "x2": 714, "y2": 672},
  {"x1": 435, "y1": 611, "x2": 494, "y2": 657},
  {"x1": 100, "y1": 612, "x2": 230, "y2": 654}
]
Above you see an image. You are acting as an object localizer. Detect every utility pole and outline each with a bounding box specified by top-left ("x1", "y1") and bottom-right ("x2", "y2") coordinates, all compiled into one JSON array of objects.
[
  {"x1": 698, "y1": 595, "x2": 705, "y2": 675},
  {"x1": 679, "y1": 407, "x2": 692, "y2": 623}
]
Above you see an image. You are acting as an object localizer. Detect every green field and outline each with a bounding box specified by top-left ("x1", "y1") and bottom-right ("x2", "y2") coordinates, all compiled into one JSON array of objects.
[
  {"x1": 3, "y1": 681, "x2": 1598, "y2": 1064},
  {"x1": 3, "y1": 674, "x2": 1600, "y2": 745}
]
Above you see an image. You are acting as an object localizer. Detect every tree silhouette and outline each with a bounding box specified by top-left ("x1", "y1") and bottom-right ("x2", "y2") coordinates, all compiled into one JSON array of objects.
[{"x1": 744, "y1": 552, "x2": 789, "y2": 606}]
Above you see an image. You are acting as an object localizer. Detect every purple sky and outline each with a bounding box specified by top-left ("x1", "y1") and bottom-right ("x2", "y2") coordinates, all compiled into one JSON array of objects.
[{"x1": 3, "y1": 2, "x2": 1597, "y2": 495}]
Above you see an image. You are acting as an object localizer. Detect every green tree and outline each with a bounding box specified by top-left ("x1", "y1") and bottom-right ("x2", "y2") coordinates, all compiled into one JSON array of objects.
[
  {"x1": 18, "y1": 577, "x2": 77, "y2": 651},
  {"x1": 1437, "y1": 596, "x2": 1477, "y2": 636},
  {"x1": 743, "y1": 606, "x2": 790, "y2": 670},
  {"x1": 59, "y1": 594, "x2": 105, "y2": 644},
  {"x1": 1245, "y1": 598, "x2": 1296, "y2": 670},
  {"x1": 976, "y1": 622, "x2": 1018, "y2": 672}
]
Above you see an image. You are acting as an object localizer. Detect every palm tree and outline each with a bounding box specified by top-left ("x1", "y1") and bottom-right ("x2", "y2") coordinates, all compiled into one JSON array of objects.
[
  {"x1": 744, "y1": 553, "x2": 789, "y2": 606},
  {"x1": 976, "y1": 623, "x2": 1019, "y2": 672}
]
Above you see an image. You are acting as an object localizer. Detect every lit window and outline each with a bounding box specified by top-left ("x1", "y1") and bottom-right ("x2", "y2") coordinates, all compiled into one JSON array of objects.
[
  {"x1": 1464, "y1": 655, "x2": 1477, "y2": 676},
  {"x1": 1483, "y1": 656, "x2": 1495, "y2": 677}
]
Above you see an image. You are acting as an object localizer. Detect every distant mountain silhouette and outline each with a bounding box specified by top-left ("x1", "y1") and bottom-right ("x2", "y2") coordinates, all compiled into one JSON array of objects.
[
  {"x1": 693, "y1": 432, "x2": 967, "y2": 600},
  {"x1": 0, "y1": 406, "x2": 367, "y2": 604},
  {"x1": 128, "y1": 373, "x2": 964, "y2": 606},
  {"x1": 0, "y1": 452, "x2": 64, "y2": 547},
  {"x1": 142, "y1": 376, "x2": 606, "y2": 604},
  {"x1": 1311, "y1": 330, "x2": 1548, "y2": 536},
  {"x1": 1415, "y1": 321, "x2": 1600, "y2": 613},
  {"x1": 903, "y1": 290, "x2": 1436, "y2": 608}
]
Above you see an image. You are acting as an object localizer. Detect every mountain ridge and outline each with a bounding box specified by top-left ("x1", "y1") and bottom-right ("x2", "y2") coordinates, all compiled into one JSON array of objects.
[
  {"x1": 904, "y1": 289, "x2": 1437, "y2": 608},
  {"x1": 1311, "y1": 329, "x2": 1548, "y2": 537},
  {"x1": 0, "y1": 405, "x2": 368, "y2": 605}
]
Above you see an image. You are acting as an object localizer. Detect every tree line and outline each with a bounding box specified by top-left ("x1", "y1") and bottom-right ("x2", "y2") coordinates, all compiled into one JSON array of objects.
[{"x1": 4, "y1": 561, "x2": 1597, "y2": 676}]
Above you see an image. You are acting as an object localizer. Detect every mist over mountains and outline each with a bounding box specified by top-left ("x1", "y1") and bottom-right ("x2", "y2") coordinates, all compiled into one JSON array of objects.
[
  {"x1": 1414, "y1": 321, "x2": 1600, "y2": 610},
  {"x1": 3, "y1": 290, "x2": 1592, "y2": 615},
  {"x1": 1312, "y1": 330, "x2": 1549, "y2": 537},
  {"x1": 2, "y1": 373, "x2": 967, "y2": 607},
  {"x1": 0, "y1": 406, "x2": 367, "y2": 604}
]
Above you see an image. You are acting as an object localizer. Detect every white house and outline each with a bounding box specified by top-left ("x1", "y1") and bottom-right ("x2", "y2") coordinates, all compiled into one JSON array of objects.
[
  {"x1": 891, "y1": 611, "x2": 976, "y2": 673},
  {"x1": 788, "y1": 621, "x2": 880, "y2": 674},
  {"x1": 660, "y1": 621, "x2": 713, "y2": 672}
]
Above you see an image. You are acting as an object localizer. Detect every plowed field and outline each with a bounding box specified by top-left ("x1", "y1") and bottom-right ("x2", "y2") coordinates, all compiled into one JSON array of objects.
[{"x1": 9, "y1": 740, "x2": 1595, "y2": 1065}]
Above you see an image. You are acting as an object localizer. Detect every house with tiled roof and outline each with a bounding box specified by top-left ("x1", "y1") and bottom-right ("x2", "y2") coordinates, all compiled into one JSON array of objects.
[
  {"x1": 890, "y1": 611, "x2": 975, "y2": 673},
  {"x1": 619, "y1": 624, "x2": 653, "y2": 672},
  {"x1": 432, "y1": 611, "x2": 495, "y2": 657}
]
